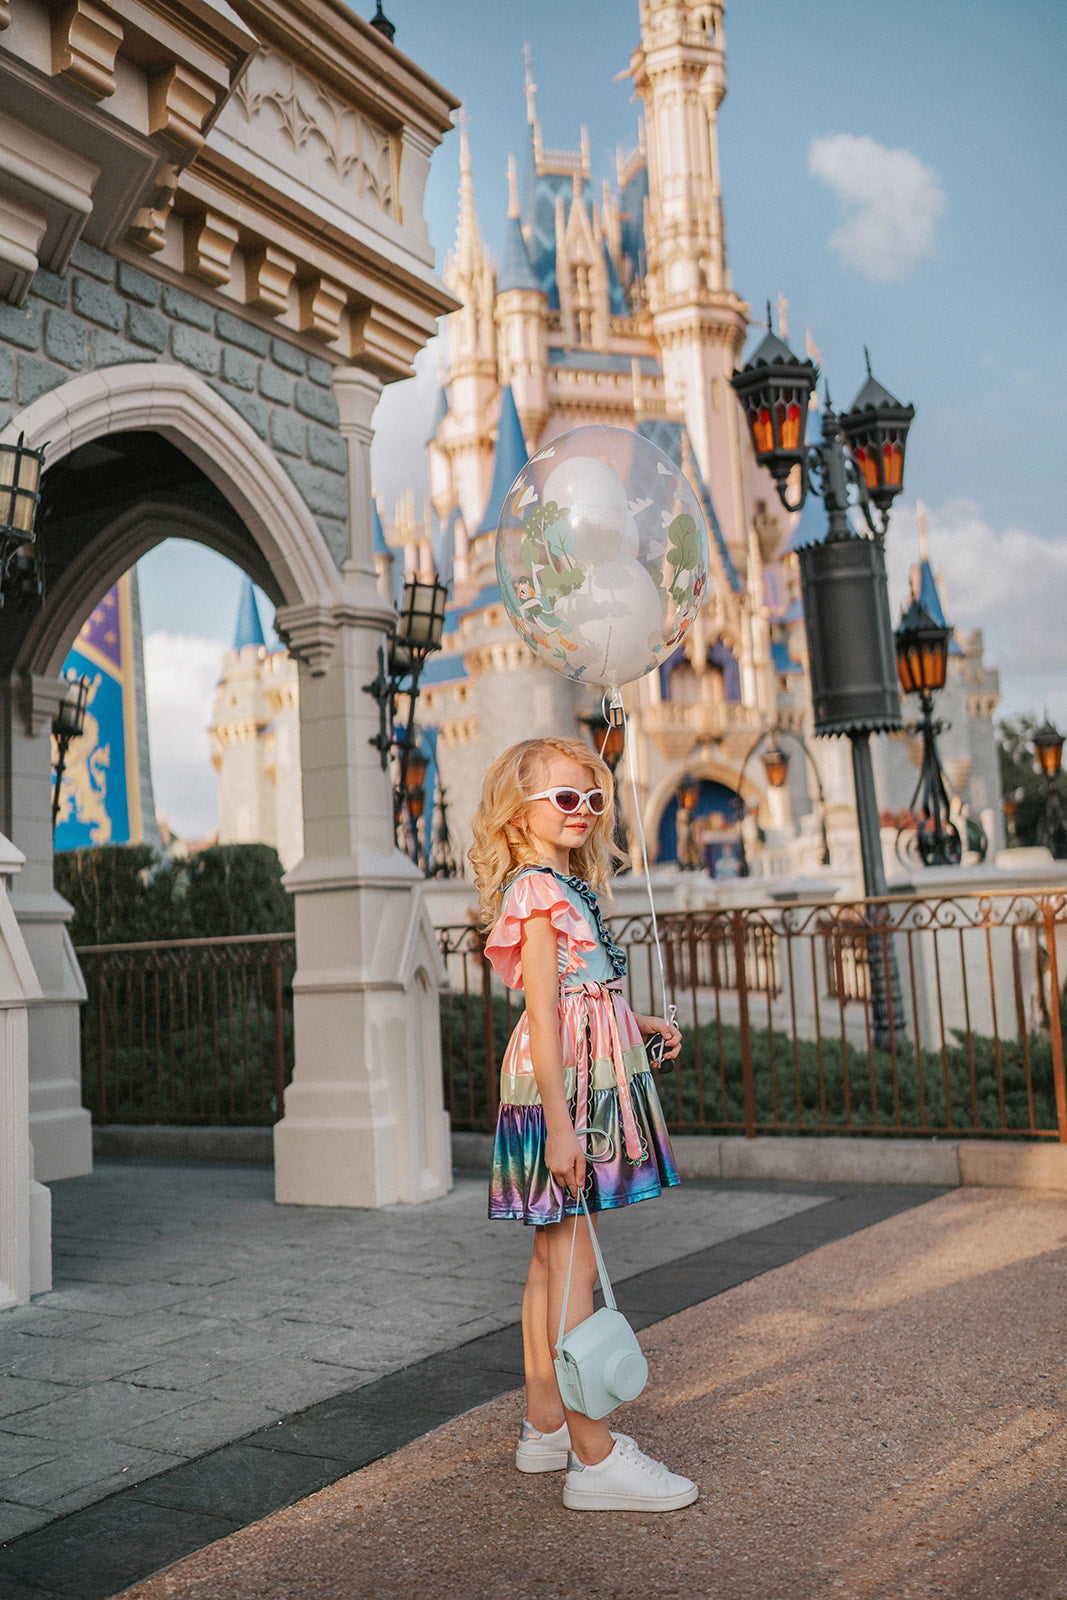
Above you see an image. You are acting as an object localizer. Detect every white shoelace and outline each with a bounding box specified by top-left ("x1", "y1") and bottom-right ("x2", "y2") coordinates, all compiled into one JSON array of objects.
[{"x1": 613, "y1": 1433, "x2": 670, "y2": 1480}]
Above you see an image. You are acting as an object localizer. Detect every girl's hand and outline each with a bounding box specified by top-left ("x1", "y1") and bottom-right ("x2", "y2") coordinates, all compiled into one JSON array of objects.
[
  {"x1": 634, "y1": 1012, "x2": 682, "y2": 1061},
  {"x1": 545, "y1": 1125, "x2": 586, "y2": 1199}
]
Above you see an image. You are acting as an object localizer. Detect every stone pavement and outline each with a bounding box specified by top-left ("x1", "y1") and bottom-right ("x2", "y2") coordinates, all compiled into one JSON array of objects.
[
  {"x1": 119, "y1": 1188, "x2": 1067, "y2": 1600},
  {"x1": 0, "y1": 1161, "x2": 945, "y2": 1598}
]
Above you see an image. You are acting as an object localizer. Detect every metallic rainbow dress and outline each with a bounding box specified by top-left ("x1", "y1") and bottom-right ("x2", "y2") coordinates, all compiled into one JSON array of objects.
[{"x1": 485, "y1": 866, "x2": 680, "y2": 1225}]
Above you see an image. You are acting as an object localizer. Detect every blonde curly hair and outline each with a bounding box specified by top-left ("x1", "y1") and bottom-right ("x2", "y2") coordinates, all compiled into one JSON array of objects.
[{"x1": 469, "y1": 737, "x2": 623, "y2": 930}]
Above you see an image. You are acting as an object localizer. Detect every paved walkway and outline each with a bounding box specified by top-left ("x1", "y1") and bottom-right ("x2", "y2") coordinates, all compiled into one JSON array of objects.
[
  {"x1": 114, "y1": 1187, "x2": 1065, "y2": 1600},
  {"x1": 0, "y1": 1160, "x2": 949, "y2": 1598}
]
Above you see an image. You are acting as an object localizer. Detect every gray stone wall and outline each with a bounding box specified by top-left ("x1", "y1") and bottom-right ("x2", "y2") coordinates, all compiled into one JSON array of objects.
[{"x1": 0, "y1": 243, "x2": 348, "y2": 566}]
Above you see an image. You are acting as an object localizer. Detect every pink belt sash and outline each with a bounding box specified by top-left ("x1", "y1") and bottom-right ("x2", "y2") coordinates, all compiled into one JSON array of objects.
[{"x1": 562, "y1": 979, "x2": 645, "y2": 1164}]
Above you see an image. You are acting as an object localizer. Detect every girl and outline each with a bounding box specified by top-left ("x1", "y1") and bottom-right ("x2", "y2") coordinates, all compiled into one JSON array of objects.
[{"x1": 470, "y1": 736, "x2": 697, "y2": 1513}]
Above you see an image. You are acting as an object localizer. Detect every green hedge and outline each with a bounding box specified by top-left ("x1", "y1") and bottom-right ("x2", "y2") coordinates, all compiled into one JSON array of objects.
[{"x1": 441, "y1": 992, "x2": 1060, "y2": 1136}]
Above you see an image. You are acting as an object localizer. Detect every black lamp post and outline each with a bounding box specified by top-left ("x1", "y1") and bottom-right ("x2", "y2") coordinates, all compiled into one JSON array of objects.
[
  {"x1": 893, "y1": 596, "x2": 961, "y2": 866},
  {"x1": 1032, "y1": 717, "x2": 1067, "y2": 858},
  {"x1": 732, "y1": 325, "x2": 913, "y2": 1046},
  {"x1": 0, "y1": 433, "x2": 46, "y2": 608},
  {"x1": 363, "y1": 573, "x2": 448, "y2": 851},
  {"x1": 51, "y1": 671, "x2": 92, "y2": 835}
]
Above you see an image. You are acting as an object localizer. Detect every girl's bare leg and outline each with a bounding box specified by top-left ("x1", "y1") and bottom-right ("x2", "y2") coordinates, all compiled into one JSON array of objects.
[
  {"x1": 545, "y1": 1214, "x2": 614, "y2": 1465},
  {"x1": 522, "y1": 1229, "x2": 566, "y2": 1432}
]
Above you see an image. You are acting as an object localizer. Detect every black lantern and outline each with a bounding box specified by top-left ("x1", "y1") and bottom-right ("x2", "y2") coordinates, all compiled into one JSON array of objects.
[
  {"x1": 1031, "y1": 717, "x2": 1067, "y2": 858},
  {"x1": 894, "y1": 597, "x2": 951, "y2": 697},
  {"x1": 0, "y1": 433, "x2": 46, "y2": 608},
  {"x1": 730, "y1": 320, "x2": 818, "y2": 504},
  {"x1": 893, "y1": 598, "x2": 960, "y2": 867},
  {"x1": 1032, "y1": 718, "x2": 1064, "y2": 782},
  {"x1": 581, "y1": 708, "x2": 625, "y2": 772},
  {"x1": 760, "y1": 743, "x2": 789, "y2": 790},
  {"x1": 737, "y1": 726, "x2": 831, "y2": 876},
  {"x1": 51, "y1": 671, "x2": 92, "y2": 835},
  {"x1": 678, "y1": 775, "x2": 699, "y2": 812},
  {"x1": 364, "y1": 574, "x2": 448, "y2": 770},
  {"x1": 839, "y1": 355, "x2": 915, "y2": 517},
  {"x1": 581, "y1": 705, "x2": 628, "y2": 861}
]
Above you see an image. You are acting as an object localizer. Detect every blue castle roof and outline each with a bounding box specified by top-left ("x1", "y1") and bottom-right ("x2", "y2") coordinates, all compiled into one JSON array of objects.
[
  {"x1": 499, "y1": 213, "x2": 540, "y2": 294},
  {"x1": 234, "y1": 577, "x2": 266, "y2": 650},
  {"x1": 475, "y1": 387, "x2": 528, "y2": 537}
]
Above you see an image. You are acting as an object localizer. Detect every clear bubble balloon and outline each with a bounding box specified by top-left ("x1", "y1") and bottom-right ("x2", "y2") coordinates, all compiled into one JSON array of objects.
[{"x1": 496, "y1": 424, "x2": 711, "y2": 689}]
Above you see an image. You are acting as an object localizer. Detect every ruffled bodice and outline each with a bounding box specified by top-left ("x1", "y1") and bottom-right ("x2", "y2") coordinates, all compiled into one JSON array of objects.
[{"x1": 484, "y1": 868, "x2": 614, "y2": 990}]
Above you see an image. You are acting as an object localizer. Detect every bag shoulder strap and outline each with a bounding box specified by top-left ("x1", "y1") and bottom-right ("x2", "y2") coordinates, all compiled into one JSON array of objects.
[{"x1": 557, "y1": 1190, "x2": 617, "y2": 1354}]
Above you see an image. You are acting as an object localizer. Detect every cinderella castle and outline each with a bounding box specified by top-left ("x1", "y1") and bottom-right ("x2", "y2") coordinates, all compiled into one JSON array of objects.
[{"x1": 212, "y1": 0, "x2": 1003, "y2": 885}]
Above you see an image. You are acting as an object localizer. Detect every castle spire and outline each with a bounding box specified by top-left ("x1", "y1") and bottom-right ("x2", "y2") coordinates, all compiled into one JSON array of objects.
[
  {"x1": 454, "y1": 110, "x2": 483, "y2": 275},
  {"x1": 523, "y1": 42, "x2": 543, "y2": 162}
]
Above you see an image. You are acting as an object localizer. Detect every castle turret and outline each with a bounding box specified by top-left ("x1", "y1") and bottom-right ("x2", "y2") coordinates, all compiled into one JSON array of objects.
[
  {"x1": 629, "y1": 0, "x2": 751, "y2": 562},
  {"x1": 495, "y1": 154, "x2": 549, "y2": 445}
]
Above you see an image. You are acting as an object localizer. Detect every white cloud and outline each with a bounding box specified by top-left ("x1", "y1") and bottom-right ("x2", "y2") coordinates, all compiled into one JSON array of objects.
[
  {"x1": 886, "y1": 500, "x2": 1067, "y2": 724},
  {"x1": 808, "y1": 133, "x2": 945, "y2": 282},
  {"x1": 143, "y1": 631, "x2": 225, "y2": 842}
]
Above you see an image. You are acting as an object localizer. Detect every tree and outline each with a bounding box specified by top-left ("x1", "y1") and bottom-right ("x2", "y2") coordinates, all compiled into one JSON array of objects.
[{"x1": 55, "y1": 842, "x2": 293, "y2": 945}]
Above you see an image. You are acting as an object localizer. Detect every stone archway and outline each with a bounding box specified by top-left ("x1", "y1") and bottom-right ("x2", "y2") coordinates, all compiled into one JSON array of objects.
[
  {"x1": 1, "y1": 363, "x2": 452, "y2": 1212},
  {"x1": 2, "y1": 367, "x2": 344, "y2": 1185}
]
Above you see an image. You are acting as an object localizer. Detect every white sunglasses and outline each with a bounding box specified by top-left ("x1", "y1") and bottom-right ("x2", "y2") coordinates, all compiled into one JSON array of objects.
[{"x1": 526, "y1": 787, "x2": 608, "y2": 816}]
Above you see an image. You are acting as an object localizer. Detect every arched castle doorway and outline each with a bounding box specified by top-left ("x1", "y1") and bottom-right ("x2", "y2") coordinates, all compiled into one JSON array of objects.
[{"x1": 3, "y1": 365, "x2": 450, "y2": 1206}]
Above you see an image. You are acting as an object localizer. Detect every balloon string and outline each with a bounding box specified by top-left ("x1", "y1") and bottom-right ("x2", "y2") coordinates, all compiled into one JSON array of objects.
[{"x1": 603, "y1": 691, "x2": 670, "y2": 1023}]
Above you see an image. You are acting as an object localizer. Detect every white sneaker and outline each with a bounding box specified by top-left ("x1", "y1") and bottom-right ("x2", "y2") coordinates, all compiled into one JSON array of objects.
[
  {"x1": 562, "y1": 1433, "x2": 698, "y2": 1512},
  {"x1": 515, "y1": 1419, "x2": 571, "y2": 1473}
]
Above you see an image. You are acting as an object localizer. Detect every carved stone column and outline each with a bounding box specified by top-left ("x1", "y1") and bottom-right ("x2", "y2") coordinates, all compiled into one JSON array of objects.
[
  {"x1": 0, "y1": 830, "x2": 51, "y2": 1308},
  {"x1": 271, "y1": 368, "x2": 452, "y2": 1208},
  {"x1": 6, "y1": 673, "x2": 91, "y2": 1183}
]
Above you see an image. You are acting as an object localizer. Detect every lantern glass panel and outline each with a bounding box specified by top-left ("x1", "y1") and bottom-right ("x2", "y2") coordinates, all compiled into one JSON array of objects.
[
  {"x1": 761, "y1": 747, "x2": 789, "y2": 788},
  {"x1": 1033, "y1": 726, "x2": 1064, "y2": 780},
  {"x1": 750, "y1": 405, "x2": 774, "y2": 454}
]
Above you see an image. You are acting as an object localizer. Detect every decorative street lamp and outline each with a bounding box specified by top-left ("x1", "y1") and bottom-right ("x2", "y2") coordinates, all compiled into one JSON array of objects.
[
  {"x1": 400, "y1": 745, "x2": 430, "y2": 866},
  {"x1": 676, "y1": 774, "x2": 701, "y2": 871},
  {"x1": 0, "y1": 433, "x2": 46, "y2": 609},
  {"x1": 734, "y1": 726, "x2": 832, "y2": 877},
  {"x1": 893, "y1": 596, "x2": 961, "y2": 866},
  {"x1": 1031, "y1": 717, "x2": 1067, "y2": 858},
  {"x1": 580, "y1": 704, "x2": 628, "y2": 862},
  {"x1": 51, "y1": 671, "x2": 92, "y2": 835},
  {"x1": 760, "y1": 741, "x2": 789, "y2": 791},
  {"x1": 426, "y1": 783, "x2": 459, "y2": 879},
  {"x1": 732, "y1": 326, "x2": 913, "y2": 1046},
  {"x1": 363, "y1": 573, "x2": 448, "y2": 850}
]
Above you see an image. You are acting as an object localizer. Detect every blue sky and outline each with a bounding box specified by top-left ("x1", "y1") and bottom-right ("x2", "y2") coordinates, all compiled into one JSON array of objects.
[{"x1": 139, "y1": 0, "x2": 1067, "y2": 835}]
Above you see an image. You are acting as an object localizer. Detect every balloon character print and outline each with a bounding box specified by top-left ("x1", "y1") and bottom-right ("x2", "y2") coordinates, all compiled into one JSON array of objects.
[{"x1": 496, "y1": 425, "x2": 710, "y2": 690}]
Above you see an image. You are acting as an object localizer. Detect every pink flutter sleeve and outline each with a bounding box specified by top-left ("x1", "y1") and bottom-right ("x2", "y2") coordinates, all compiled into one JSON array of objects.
[{"x1": 483, "y1": 872, "x2": 596, "y2": 990}]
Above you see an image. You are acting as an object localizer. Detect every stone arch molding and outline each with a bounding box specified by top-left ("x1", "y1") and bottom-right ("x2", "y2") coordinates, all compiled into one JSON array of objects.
[
  {"x1": 1, "y1": 364, "x2": 348, "y2": 677},
  {"x1": 645, "y1": 757, "x2": 757, "y2": 850}
]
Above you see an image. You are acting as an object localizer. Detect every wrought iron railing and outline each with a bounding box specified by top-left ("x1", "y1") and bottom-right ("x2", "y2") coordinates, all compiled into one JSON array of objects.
[
  {"x1": 76, "y1": 933, "x2": 295, "y2": 1126},
  {"x1": 73, "y1": 889, "x2": 1067, "y2": 1144},
  {"x1": 436, "y1": 889, "x2": 1067, "y2": 1142}
]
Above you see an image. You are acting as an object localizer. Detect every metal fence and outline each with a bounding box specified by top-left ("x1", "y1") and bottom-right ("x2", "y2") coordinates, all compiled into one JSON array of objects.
[
  {"x1": 437, "y1": 888, "x2": 1067, "y2": 1142},
  {"x1": 76, "y1": 933, "x2": 295, "y2": 1126},
  {"x1": 73, "y1": 888, "x2": 1067, "y2": 1143}
]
